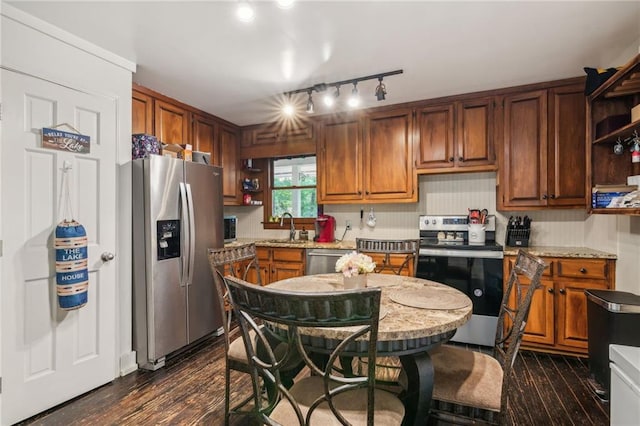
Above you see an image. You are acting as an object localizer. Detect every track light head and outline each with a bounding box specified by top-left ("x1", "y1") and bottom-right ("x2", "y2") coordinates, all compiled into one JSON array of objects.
[
  {"x1": 375, "y1": 77, "x2": 386, "y2": 101},
  {"x1": 305, "y1": 90, "x2": 314, "y2": 114},
  {"x1": 348, "y1": 82, "x2": 360, "y2": 108}
]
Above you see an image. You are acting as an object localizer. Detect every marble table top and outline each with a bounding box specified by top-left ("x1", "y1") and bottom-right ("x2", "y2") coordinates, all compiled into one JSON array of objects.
[{"x1": 268, "y1": 273, "x2": 472, "y2": 343}]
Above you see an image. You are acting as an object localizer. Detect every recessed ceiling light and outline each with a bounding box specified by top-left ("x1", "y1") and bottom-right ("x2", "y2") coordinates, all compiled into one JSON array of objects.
[
  {"x1": 236, "y1": 2, "x2": 255, "y2": 23},
  {"x1": 277, "y1": 0, "x2": 295, "y2": 10}
]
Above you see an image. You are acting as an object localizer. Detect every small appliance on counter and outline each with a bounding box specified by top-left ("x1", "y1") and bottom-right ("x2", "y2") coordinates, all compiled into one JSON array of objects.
[
  {"x1": 223, "y1": 216, "x2": 237, "y2": 242},
  {"x1": 314, "y1": 214, "x2": 336, "y2": 242}
]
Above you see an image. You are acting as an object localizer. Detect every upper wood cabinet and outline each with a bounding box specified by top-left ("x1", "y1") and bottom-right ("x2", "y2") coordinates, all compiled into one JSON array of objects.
[
  {"x1": 365, "y1": 108, "x2": 416, "y2": 202},
  {"x1": 240, "y1": 120, "x2": 316, "y2": 159},
  {"x1": 192, "y1": 113, "x2": 220, "y2": 166},
  {"x1": 131, "y1": 85, "x2": 241, "y2": 205},
  {"x1": 132, "y1": 90, "x2": 153, "y2": 134},
  {"x1": 220, "y1": 123, "x2": 241, "y2": 205},
  {"x1": 415, "y1": 97, "x2": 496, "y2": 173},
  {"x1": 498, "y1": 82, "x2": 586, "y2": 210},
  {"x1": 317, "y1": 108, "x2": 416, "y2": 204},
  {"x1": 317, "y1": 114, "x2": 364, "y2": 202},
  {"x1": 154, "y1": 99, "x2": 190, "y2": 145}
]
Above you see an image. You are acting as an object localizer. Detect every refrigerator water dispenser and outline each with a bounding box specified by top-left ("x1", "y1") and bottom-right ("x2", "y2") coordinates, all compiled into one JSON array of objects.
[{"x1": 156, "y1": 220, "x2": 181, "y2": 260}]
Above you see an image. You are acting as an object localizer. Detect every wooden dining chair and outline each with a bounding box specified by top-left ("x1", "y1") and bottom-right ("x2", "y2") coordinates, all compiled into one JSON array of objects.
[
  {"x1": 207, "y1": 243, "x2": 264, "y2": 425},
  {"x1": 354, "y1": 238, "x2": 420, "y2": 385},
  {"x1": 356, "y1": 238, "x2": 419, "y2": 277},
  {"x1": 223, "y1": 275, "x2": 405, "y2": 425},
  {"x1": 428, "y1": 249, "x2": 547, "y2": 425}
]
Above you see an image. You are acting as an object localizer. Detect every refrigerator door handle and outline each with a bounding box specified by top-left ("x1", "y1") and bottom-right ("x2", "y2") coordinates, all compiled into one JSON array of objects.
[
  {"x1": 185, "y1": 183, "x2": 196, "y2": 286},
  {"x1": 179, "y1": 182, "x2": 189, "y2": 287}
]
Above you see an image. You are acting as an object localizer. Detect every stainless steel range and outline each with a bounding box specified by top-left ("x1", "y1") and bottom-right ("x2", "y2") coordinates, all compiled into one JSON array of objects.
[{"x1": 417, "y1": 215, "x2": 503, "y2": 347}]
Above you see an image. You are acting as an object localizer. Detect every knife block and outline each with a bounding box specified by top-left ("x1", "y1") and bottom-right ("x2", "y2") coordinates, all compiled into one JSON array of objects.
[{"x1": 506, "y1": 229, "x2": 530, "y2": 247}]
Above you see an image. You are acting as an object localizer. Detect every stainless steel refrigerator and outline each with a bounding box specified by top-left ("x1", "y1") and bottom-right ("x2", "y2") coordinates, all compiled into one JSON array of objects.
[{"x1": 132, "y1": 155, "x2": 223, "y2": 370}]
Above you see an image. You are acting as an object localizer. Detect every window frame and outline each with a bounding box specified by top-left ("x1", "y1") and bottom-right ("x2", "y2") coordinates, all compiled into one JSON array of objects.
[{"x1": 263, "y1": 156, "x2": 320, "y2": 230}]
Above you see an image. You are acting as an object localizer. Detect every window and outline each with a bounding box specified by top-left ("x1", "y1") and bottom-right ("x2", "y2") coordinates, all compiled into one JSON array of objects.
[{"x1": 268, "y1": 156, "x2": 317, "y2": 226}]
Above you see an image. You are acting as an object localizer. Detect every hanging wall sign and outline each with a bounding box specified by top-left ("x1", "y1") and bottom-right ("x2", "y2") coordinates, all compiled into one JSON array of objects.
[{"x1": 42, "y1": 127, "x2": 90, "y2": 154}]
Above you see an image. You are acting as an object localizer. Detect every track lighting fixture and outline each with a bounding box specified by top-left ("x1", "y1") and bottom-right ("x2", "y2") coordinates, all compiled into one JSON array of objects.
[
  {"x1": 347, "y1": 82, "x2": 360, "y2": 108},
  {"x1": 305, "y1": 90, "x2": 314, "y2": 114},
  {"x1": 282, "y1": 69, "x2": 402, "y2": 115},
  {"x1": 375, "y1": 77, "x2": 386, "y2": 101}
]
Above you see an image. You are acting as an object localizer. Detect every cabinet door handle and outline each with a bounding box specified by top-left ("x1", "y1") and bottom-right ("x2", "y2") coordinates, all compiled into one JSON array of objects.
[
  {"x1": 550, "y1": 194, "x2": 556, "y2": 199},
  {"x1": 547, "y1": 287, "x2": 554, "y2": 293},
  {"x1": 559, "y1": 288, "x2": 566, "y2": 294},
  {"x1": 449, "y1": 157, "x2": 454, "y2": 162},
  {"x1": 579, "y1": 268, "x2": 587, "y2": 274},
  {"x1": 542, "y1": 194, "x2": 548, "y2": 200},
  {"x1": 365, "y1": 191, "x2": 370, "y2": 195},
  {"x1": 458, "y1": 157, "x2": 464, "y2": 162},
  {"x1": 358, "y1": 190, "x2": 362, "y2": 195}
]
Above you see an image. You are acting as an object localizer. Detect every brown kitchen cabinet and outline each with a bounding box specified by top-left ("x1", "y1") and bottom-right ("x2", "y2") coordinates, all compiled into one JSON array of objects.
[
  {"x1": 192, "y1": 113, "x2": 220, "y2": 166},
  {"x1": 132, "y1": 85, "x2": 241, "y2": 205},
  {"x1": 132, "y1": 90, "x2": 153, "y2": 134},
  {"x1": 256, "y1": 246, "x2": 306, "y2": 285},
  {"x1": 365, "y1": 108, "x2": 416, "y2": 202},
  {"x1": 499, "y1": 81, "x2": 586, "y2": 210},
  {"x1": 504, "y1": 255, "x2": 615, "y2": 355},
  {"x1": 317, "y1": 114, "x2": 364, "y2": 202},
  {"x1": 415, "y1": 96, "x2": 497, "y2": 173},
  {"x1": 220, "y1": 123, "x2": 241, "y2": 205},
  {"x1": 154, "y1": 99, "x2": 190, "y2": 145},
  {"x1": 317, "y1": 108, "x2": 416, "y2": 204},
  {"x1": 240, "y1": 120, "x2": 316, "y2": 159},
  {"x1": 588, "y1": 53, "x2": 640, "y2": 215}
]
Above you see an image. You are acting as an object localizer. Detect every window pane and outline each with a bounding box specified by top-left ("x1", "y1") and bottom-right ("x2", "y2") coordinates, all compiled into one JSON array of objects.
[
  {"x1": 272, "y1": 156, "x2": 317, "y2": 218},
  {"x1": 274, "y1": 157, "x2": 317, "y2": 188}
]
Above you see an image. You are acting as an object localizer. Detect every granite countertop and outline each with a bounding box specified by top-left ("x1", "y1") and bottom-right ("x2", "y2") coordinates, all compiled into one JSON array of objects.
[
  {"x1": 227, "y1": 238, "x2": 357, "y2": 250},
  {"x1": 229, "y1": 239, "x2": 617, "y2": 259},
  {"x1": 267, "y1": 273, "x2": 472, "y2": 341},
  {"x1": 504, "y1": 246, "x2": 617, "y2": 259}
]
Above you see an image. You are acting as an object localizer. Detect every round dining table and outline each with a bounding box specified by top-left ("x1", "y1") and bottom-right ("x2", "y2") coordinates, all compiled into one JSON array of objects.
[{"x1": 268, "y1": 273, "x2": 473, "y2": 426}]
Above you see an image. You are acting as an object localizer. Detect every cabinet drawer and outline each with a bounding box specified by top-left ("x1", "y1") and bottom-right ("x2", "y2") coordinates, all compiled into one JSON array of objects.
[
  {"x1": 256, "y1": 247, "x2": 270, "y2": 261},
  {"x1": 556, "y1": 259, "x2": 608, "y2": 280},
  {"x1": 272, "y1": 248, "x2": 305, "y2": 263}
]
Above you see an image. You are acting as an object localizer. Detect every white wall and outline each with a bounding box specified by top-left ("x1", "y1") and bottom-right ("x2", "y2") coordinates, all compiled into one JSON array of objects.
[{"x1": 228, "y1": 171, "x2": 640, "y2": 294}]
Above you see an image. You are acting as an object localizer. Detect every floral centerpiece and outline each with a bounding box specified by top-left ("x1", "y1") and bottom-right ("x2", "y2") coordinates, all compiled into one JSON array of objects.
[{"x1": 335, "y1": 251, "x2": 376, "y2": 289}]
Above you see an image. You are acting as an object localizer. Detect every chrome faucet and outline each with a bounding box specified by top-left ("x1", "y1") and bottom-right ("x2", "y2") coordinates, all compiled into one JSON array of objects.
[{"x1": 280, "y1": 212, "x2": 296, "y2": 241}]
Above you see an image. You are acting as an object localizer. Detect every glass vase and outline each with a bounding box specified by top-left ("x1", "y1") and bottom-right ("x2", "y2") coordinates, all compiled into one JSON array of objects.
[{"x1": 343, "y1": 274, "x2": 367, "y2": 289}]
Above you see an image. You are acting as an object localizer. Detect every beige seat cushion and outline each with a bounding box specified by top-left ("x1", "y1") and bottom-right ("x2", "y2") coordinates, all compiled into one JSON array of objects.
[
  {"x1": 227, "y1": 329, "x2": 255, "y2": 363},
  {"x1": 431, "y1": 345, "x2": 503, "y2": 412},
  {"x1": 270, "y1": 375, "x2": 405, "y2": 425}
]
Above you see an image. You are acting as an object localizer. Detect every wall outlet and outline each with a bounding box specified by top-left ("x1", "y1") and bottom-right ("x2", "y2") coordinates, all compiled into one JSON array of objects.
[{"x1": 346, "y1": 220, "x2": 352, "y2": 230}]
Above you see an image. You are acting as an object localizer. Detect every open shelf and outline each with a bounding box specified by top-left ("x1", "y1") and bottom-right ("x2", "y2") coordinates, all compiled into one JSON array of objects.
[
  {"x1": 593, "y1": 120, "x2": 640, "y2": 145},
  {"x1": 588, "y1": 54, "x2": 640, "y2": 215}
]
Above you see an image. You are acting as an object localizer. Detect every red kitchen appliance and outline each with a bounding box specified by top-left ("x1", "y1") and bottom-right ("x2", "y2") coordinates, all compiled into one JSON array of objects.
[{"x1": 314, "y1": 215, "x2": 336, "y2": 242}]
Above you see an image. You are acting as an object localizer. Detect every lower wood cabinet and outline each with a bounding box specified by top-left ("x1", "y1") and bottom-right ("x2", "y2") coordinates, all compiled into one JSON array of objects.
[
  {"x1": 504, "y1": 255, "x2": 615, "y2": 355},
  {"x1": 256, "y1": 246, "x2": 306, "y2": 285}
]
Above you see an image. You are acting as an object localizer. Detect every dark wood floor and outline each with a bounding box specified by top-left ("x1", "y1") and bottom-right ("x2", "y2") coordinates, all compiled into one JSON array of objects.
[{"x1": 20, "y1": 330, "x2": 609, "y2": 426}]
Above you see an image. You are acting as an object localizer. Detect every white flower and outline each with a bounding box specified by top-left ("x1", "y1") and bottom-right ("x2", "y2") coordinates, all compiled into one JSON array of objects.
[{"x1": 335, "y1": 251, "x2": 376, "y2": 278}]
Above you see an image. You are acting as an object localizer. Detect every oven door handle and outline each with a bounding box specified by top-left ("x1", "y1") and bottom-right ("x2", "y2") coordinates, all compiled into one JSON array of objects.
[{"x1": 419, "y1": 248, "x2": 504, "y2": 259}]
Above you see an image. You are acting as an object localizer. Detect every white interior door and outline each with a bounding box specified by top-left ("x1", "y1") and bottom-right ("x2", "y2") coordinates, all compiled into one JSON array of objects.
[{"x1": 1, "y1": 70, "x2": 118, "y2": 424}]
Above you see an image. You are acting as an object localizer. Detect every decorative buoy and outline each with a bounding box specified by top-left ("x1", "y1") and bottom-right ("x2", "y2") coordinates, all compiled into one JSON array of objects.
[{"x1": 55, "y1": 220, "x2": 88, "y2": 310}]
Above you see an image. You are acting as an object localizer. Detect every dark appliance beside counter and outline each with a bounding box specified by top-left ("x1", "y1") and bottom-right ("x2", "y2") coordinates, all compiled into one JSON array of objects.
[{"x1": 417, "y1": 215, "x2": 503, "y2": 347}]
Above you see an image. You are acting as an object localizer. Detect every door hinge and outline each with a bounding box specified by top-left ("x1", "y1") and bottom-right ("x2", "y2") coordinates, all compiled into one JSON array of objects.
[{"x1": 0, "y1": 102, "x2": 3, "y2": 121}]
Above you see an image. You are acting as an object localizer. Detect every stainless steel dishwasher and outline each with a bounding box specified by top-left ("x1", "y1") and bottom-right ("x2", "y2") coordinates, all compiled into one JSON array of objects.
[{"x1": 305, "y1": 248, "x2": 351, "y2": 275}]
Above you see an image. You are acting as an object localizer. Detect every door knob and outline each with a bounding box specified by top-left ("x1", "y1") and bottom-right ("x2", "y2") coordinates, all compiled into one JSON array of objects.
[{"x1": 101, "y1": 252, "x2": 115, "y2": 262}]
